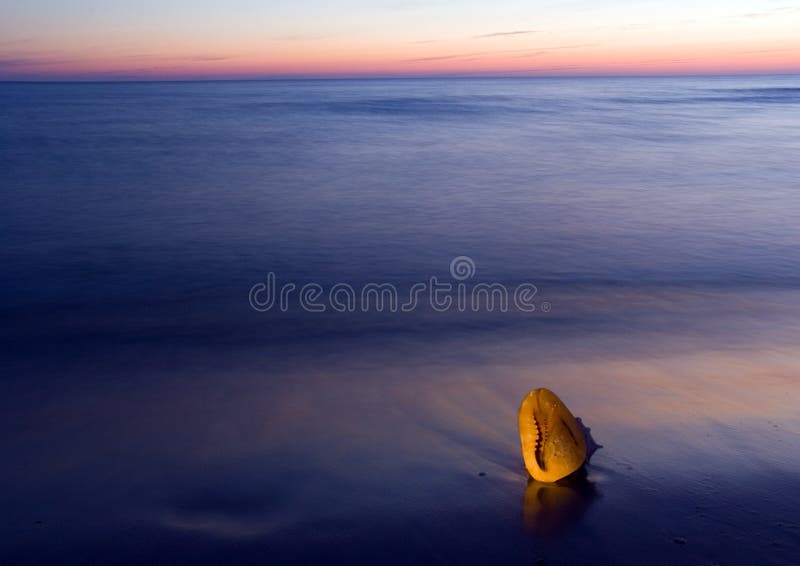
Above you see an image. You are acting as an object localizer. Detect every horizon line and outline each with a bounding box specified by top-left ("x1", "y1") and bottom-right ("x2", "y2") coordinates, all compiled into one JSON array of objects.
[{"x1": 2, "y1": 71, "x2": 799, "y2": 84}]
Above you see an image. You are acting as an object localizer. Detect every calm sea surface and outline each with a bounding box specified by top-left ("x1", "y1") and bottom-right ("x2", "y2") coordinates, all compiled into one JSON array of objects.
[{"x1": 2, "y1": 77, "x2": 800, "y2": 564}]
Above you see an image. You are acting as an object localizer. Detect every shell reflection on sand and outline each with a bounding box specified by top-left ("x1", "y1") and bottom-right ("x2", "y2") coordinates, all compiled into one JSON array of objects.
[{"x1": 523, "y1": 471, "x2": 598, "y2": 538}]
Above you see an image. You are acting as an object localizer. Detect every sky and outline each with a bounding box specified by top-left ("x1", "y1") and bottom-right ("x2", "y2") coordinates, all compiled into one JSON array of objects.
[{"x1": 1, "y1": 0, "x2": 799, "y2": 79}]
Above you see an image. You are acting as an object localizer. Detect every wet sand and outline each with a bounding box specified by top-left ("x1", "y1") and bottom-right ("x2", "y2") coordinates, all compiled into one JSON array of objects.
[{"x1": 3, "y1": 289, "x2": 800, "y2": 565}]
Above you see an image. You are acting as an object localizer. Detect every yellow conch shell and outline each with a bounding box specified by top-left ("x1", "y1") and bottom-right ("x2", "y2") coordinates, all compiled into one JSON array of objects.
[{"x1": 518, "y1": 388, "x2": 587, "y2": 482}]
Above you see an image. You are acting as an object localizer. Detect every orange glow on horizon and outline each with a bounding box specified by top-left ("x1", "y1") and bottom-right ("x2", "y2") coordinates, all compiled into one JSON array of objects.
[
  {"x1": 3, "y1": 2, "x2": 800, "y2": 80},
  {"x1": 5, "y1": 45, "x2": 799, "y2": 80}
]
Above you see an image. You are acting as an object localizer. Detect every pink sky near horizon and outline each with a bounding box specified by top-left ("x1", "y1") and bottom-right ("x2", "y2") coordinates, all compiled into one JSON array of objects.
[{"x1": 2, "y1": 1, "x2": 800, "y2": 80}]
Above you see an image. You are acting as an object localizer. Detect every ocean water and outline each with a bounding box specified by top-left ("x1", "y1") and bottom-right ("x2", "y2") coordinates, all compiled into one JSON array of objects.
[{"x1": 2, "y1": 76, "x2": 800, "y2": 565}]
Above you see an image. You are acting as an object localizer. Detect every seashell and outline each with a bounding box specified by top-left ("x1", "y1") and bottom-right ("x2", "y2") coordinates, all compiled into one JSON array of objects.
[{"x1": 518, "y1": 388, "x2": 587, "y2": 482}]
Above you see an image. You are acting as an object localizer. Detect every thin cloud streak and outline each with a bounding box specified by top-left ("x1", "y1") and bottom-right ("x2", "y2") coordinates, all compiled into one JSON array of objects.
[
  {"x1": 0, "y1": 57, "x2": 68, "y2": 68},
  {"x1": 475, "y1": 30, "x2": 538, "y2": 39},
  {"x1": 511, "y1": 43, "x2": 599, "y2": 58},
  {"x1": 119, "y1": 54, "x2": 233, "y2": 62},
  {"x1": 741, "y1": 47, "x2": 799, "y2": 54},
  {"x1": 402, "y1": 53, "x2": 483, "y2": 63}
]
